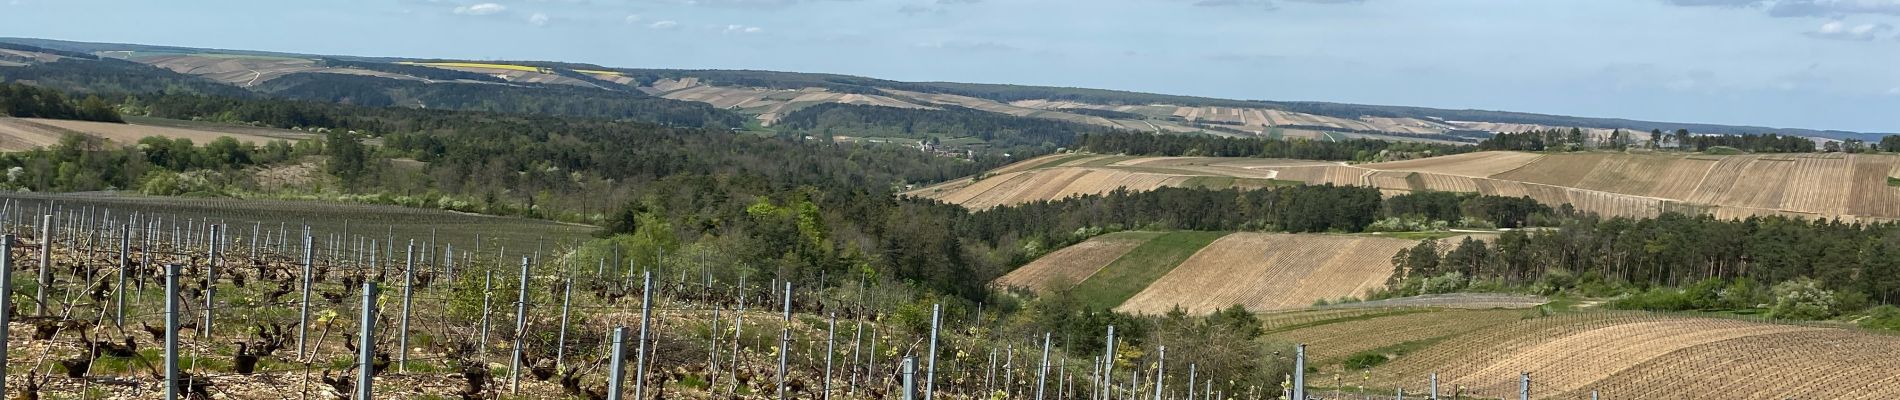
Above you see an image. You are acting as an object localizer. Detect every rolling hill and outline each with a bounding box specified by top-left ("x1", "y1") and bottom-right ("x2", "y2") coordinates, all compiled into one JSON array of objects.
[
  {"x1": 995, "y1": 231, "x2": 1485, "y2": 313},
  {"x1": 914, "y1": 151, "x2": 1900, "y2": 222},
  {"x1": 3, "y1": 37, "x2": 1888, "y2": 146}
]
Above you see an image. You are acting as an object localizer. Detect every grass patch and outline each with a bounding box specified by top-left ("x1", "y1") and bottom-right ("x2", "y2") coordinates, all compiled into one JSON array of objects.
[
  {"x1": 1342, "y1": 352, "x2": 1388, "y2": 370},
  {"x1": 1703, "y1": 146, "x2": 1745, "y2": 155},
  {"x1": 1341, "y1": 334, "x2": 1457, "y2": 370},
  {"x1": 1032, "y1": 154, "x2": 1095, "y2": 170},
  {"x1": 1072, "y1": 231, "x2": 1227, "y2": 309},
  {"x1": 1888, "y1": 176, "x2": 1899, "y2": 187}
]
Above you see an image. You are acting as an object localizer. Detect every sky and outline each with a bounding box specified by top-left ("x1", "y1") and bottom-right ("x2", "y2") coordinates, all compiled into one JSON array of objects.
[{"x1": 3, "y1": 0, "x2": 1898, "y2": 133}]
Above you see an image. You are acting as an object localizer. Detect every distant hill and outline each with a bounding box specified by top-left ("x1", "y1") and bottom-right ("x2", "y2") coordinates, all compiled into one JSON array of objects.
[
  {"x1": 1, "y1": 36, "x2": 1888, "y2": 144},
  {"x1": 912, "y1": 151, "x2": 1900, "y2": 222}
]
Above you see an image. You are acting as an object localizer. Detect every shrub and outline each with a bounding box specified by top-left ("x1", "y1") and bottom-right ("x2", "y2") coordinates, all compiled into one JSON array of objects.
[
  {"x1": 1420, "y1": 272, "x2": 1468, "y2": 294},
  {"x1": 1770, "y1": 278, "x2": 1839, "y2": 320},
  {"x1": 1343, "y1": 352, "x2": 1388, "y2": 370}
]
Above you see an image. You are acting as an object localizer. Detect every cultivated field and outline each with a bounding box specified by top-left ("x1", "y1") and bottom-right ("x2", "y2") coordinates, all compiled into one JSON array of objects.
[
  {"x1": 920, "y1": 151, "x2": 1900, "y2": 222},
  {"x1": 0, "y1": 118, "x2": 307, "y2": 151},
  {"x1": 996, "y1": 231, "x2": 1459, "y2": 314},
  {"x1": 905, "y1": 155, "x2": 1329, "y2": 209},
  {"x1": 991, "y1": 231, "x2": 1160, "y2": 292},
  {"x1": 1267, "y1": 308, "x2": 1900, "y2": 399},
  {"x1": 1117, "y1": 233, "x2": 1448, "y2": 314}
]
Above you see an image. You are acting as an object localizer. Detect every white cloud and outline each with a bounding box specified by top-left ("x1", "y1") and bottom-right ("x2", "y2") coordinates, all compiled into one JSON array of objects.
[
  {"x1": 452, "y1": 2, "x2": 507, "y2": 15},
  {"x1": 528, "y1": 12, "x2": 550, "y2": 26},
  {"x1": 724, "y1": 24, "x2": 763, "y2": 33},
  {"x1": 624, "y1": 14, "x2": 643, "y2": 23},
  {"x1": 1805, "y1": 20, "x2": 1894, "y2": 40},
  {"x1": 1770, "y1": 0, "x2": 1900, "y2": 17},
  {"x1": 649, "y1": 20, "x2": 679, "y2": 29},
  {"x1": 1887, "y1": 87, "x2": 1900, "y2": 95}
]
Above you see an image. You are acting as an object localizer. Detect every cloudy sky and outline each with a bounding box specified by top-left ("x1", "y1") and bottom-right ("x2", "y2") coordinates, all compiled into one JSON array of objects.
[{"x1": 3, "y1": 0, "x2": 1898, "y2": 132}]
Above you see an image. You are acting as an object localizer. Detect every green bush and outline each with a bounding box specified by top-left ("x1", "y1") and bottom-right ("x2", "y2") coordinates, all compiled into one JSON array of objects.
[
  {"x1": 1770, "y1": 278, "x2": 1839, "y2": 320},
  {"x1": 1420, "y1": 272, "x2": 1468, "y2": 294},
  {"x1": 1343, "y1": 352, "x2": 1388, "y2": 370}
]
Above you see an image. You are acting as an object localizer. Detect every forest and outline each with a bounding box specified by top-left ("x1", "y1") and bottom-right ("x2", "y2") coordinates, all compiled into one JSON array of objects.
[
  {"x1": 1386, "y1": 213, "x2": 1900, "y2": 321},
  {"x1": 0, "y1": 82, "x2": 123, "y2": 122},
  {"x1": 0, "y1": 57, "x2": 254, "y2": 98},
  {"x1": 253, "y1": 73, "x2": 741, "y2": 127}
]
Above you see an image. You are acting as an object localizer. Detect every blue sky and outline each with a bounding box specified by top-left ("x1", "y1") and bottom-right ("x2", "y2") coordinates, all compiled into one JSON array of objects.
[{"x1": 3, "y1": 0, "x2": 1898, "y2": 132}]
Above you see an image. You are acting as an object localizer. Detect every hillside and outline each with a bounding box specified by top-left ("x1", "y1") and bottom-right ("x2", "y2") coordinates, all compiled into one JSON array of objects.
[
  {"x1": 0, "y1": 117, "x2": 312, "y2": 151},
  {"x1": 916, "y1": 151, "x2": 1900, "y2": 222},
  {"x1": 1265, "y1": 307, "x2": 1900, "y2": 399},
  {"x1": 4, "y1": 37, "x2": 1887, "y2": 145},
  {"x1": 994, "y1": 231, "x2": 1483, "y2": 313}
]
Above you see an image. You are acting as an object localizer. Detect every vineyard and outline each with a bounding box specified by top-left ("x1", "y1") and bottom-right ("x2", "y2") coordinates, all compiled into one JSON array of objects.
[{"x1": 0, "y1": 196, "x2": 1291, "y2": 400}]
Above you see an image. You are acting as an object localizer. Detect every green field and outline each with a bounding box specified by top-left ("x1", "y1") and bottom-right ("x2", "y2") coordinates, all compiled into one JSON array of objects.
[
  {"x1": 1072, "y1": 230, "x2": 1226, "y2": 309},
  {"x1": 1888, "y1": 176, "x2": 1899, "y2": 187},
  {"x1": 0, "y1": 192, "x2": 594, "y2": 252}
]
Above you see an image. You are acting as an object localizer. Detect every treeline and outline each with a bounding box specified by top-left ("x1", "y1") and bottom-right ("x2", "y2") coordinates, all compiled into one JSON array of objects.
[
  {"x1": 1380, "y1": 191, "x2": 1552, "y2": 229},
  {"x1": 1480, "y1": 128, "x2": 1822, "y2": 153},
  {"x1": 0, "y1": 133, "x2": 312, "y2": 194},
  {"x1": 0, "y1": 57, "x2": 744, "y2": 128},
  {"x1": 1076, "y1": 131, "x2": 1472, "y2": 162},
  {"x1": 1681, "y1": 133, "x2": 1816, "y2": 153},
  {"x1": 1386, "y1": 213, "x2": 1900, "y2": 318},
  {"x1": 774, "y1": 103, "x2": 1116, "y2": 155},
  {"x1": 0, "y1": 82, "x2": 122, "y2": 122}
]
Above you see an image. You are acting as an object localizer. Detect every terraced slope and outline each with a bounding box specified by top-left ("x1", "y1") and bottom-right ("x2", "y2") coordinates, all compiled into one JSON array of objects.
[{"x1": 919, "y1": 151, "x2": 1900, "y2": 222}]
